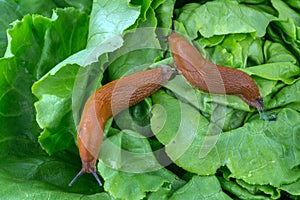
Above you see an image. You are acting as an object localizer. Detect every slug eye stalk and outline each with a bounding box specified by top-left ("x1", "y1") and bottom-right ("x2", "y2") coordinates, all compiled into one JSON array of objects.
[
  {"x1": 257, "y1": 108, "x2": 277, "y2": 121},
  {"x1": 68, "y1": 169, "x2": 85, "y2": 187},
  {"x1": 255, "y1": 98, "x2": 277, "y2": 121},
  {"x1": 68, "y1": 169, "x2": 102, "y2": 187}
]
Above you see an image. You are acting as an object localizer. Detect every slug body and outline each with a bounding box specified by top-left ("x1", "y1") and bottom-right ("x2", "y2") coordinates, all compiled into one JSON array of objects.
[
  {"x1": 168, "y1": 32, "x2": 263, "y2": 109},
  {"x1": 69, "y1": 65, "x2": 174, "y2": 186}
]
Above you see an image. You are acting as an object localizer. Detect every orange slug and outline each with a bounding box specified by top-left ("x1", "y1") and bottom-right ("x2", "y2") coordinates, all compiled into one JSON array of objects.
[
  {"x1": 69, "y1": 64, "x2": 175, "y2": 186},
  {"x1": 168, "y1": 32, "x2": 276, "y2": 120}
]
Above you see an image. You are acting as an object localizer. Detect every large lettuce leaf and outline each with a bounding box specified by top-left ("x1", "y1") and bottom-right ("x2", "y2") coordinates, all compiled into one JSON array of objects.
[
  {"x1": 170, "y1": 176, "x2": 232, "y2": 200},
  {"x1": 0, "y1": 0, "x2": 91, "y2": 57},
  {"x1": 99, "y1": 129, "x2": 185, "y2": 200},
  {"x1": 151, "y1": 90, "x2": 300, "y2": 186},
  {"x1": 177, "y1": 0, "x2": 276, "y2": 39}
]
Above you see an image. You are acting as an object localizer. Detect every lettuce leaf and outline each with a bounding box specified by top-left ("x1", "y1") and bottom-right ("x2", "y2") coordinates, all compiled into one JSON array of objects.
[
  {"x1": 268, "y1": 0, "x2": 300, "y2": 58},
  {"x1": 0, "y1": 0, "x2": 21, "y2": 56},
  {"x1": 177, "y1": 0, "x2": 276, "y2": 39},
  {"x1": 170, "y1": 176, "x2": 231, "y2": 200},
  {"x1": 151, "y1": 90, "x2": 300, "y2": 194},
  {"x1": 99, "y1": 129, "x2": 185, "y2": 200}
]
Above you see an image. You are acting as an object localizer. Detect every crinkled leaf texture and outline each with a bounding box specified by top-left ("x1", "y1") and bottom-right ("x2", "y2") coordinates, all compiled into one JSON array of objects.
[
  {"x1": 170, "y1": 176, "x2": 232, "y2": 200},
  {"x1": 5, "y1": 8, "x2": 89, "y2": 79},
  {"x1": 177, "y1": 0, "x2": 276, "y2": 39},
  {"x1": 98, "y1": 129, "x2": 185, "y2": 200},
  {"x1": 151, "y1": 90, "x2": 300, "y2": 195}
]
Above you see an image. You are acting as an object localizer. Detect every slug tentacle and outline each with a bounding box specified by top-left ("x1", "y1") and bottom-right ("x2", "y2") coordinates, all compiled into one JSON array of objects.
[
  {"x1": 68, "y1": 169, "x2": 85, "y2": 187},
  {"x1": 91, "y1": 169, "x2": 102, "y2": 186}
]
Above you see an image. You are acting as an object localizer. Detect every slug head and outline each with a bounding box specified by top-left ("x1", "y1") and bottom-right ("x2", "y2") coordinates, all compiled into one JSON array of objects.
[
  {"x1": 255, "y1": 99, "x2": 277, "y2": 121},
  {"x1": 161, "y1": 64, "x2": 178, "y2": 81},
  {"x1": 68, "y1": 128, "x2": 103, "y2": 187},
  {"x1": 254, "y1": 97, "x2": 264, "y2": 110},
  {"x1": 69, "y1": 139, "x2": 102, "y2": 187}
]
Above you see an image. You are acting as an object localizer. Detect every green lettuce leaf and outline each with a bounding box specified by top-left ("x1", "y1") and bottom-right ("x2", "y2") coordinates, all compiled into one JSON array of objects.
[
  {"x1": 206, "y1": 34, "x2": 254, "y2": 68},
  {"x1": 0, "y1": 0, "x2": 92, "y2": 59},
  {"x1": 280, "y1": 179, "x2": 300, "y2": 196},
  {"x1": 114, "y1": 98, "x2": 154, "y2": 135},
  {"x1": 5, "y1": 8, "x2": 89, "y2": 79},
  {"x1": 264, "y1": 79, "x2": 300, "y2": 110},
  {"x1": 87, "y1": 0, "x2": 139, "y2": 48},
  {"x1": 263, "y1": 40, "x2": 298, "y2": 64},
  {"x1": 242, "y1": 62, "x2": 300, "y2": 84},
  {"x1": 107, "y1": 1, "x2": 162, "y2": 80},
  {"x1": 285, "y1": 0, "x2": 300, "y2": 10},
  {"x1": 170, "y1": 176, "x2": 231, "y2": 200},
  {"x1": 151, "y1": 90, "x2": 300, "y2": 196},
  {"x1": 268, "y1": 0, "x2": 300, "y2": 58},
  {"x1": 0, "y1": 176, "x2": 112, "y2": 199},
  {"x1": 177, "y1": 0, "x2": 276, "y2": 39},
  {"x1": 219, "y1": 176, "x2": 279, "y2": 199},
  {"x1": 0, "y1": 0, "x2": 22, "y2": 56},
  {"x1": 0, "y1": 56, "x2": 40, "y2": 157},
  {"x1": 99, "y1": 129, "x2": 185, "y2": 200}
]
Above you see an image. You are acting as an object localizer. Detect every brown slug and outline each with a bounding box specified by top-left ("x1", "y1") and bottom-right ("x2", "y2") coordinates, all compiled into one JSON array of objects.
[
  {"x1": 69, "y1": 64, "x2": 175, "y2": 186},
  {"x1": 168, "y1": 31, "x2": 276, "y2": 121}
]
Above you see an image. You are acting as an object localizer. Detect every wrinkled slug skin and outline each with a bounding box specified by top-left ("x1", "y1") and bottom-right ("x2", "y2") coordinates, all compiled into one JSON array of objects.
[
  {"x1": 77, "y1": 65, "x2": 174, "y2": 173},
  {"x1": 168, "y1": 32, "x2": 263, "y2": 109}
]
